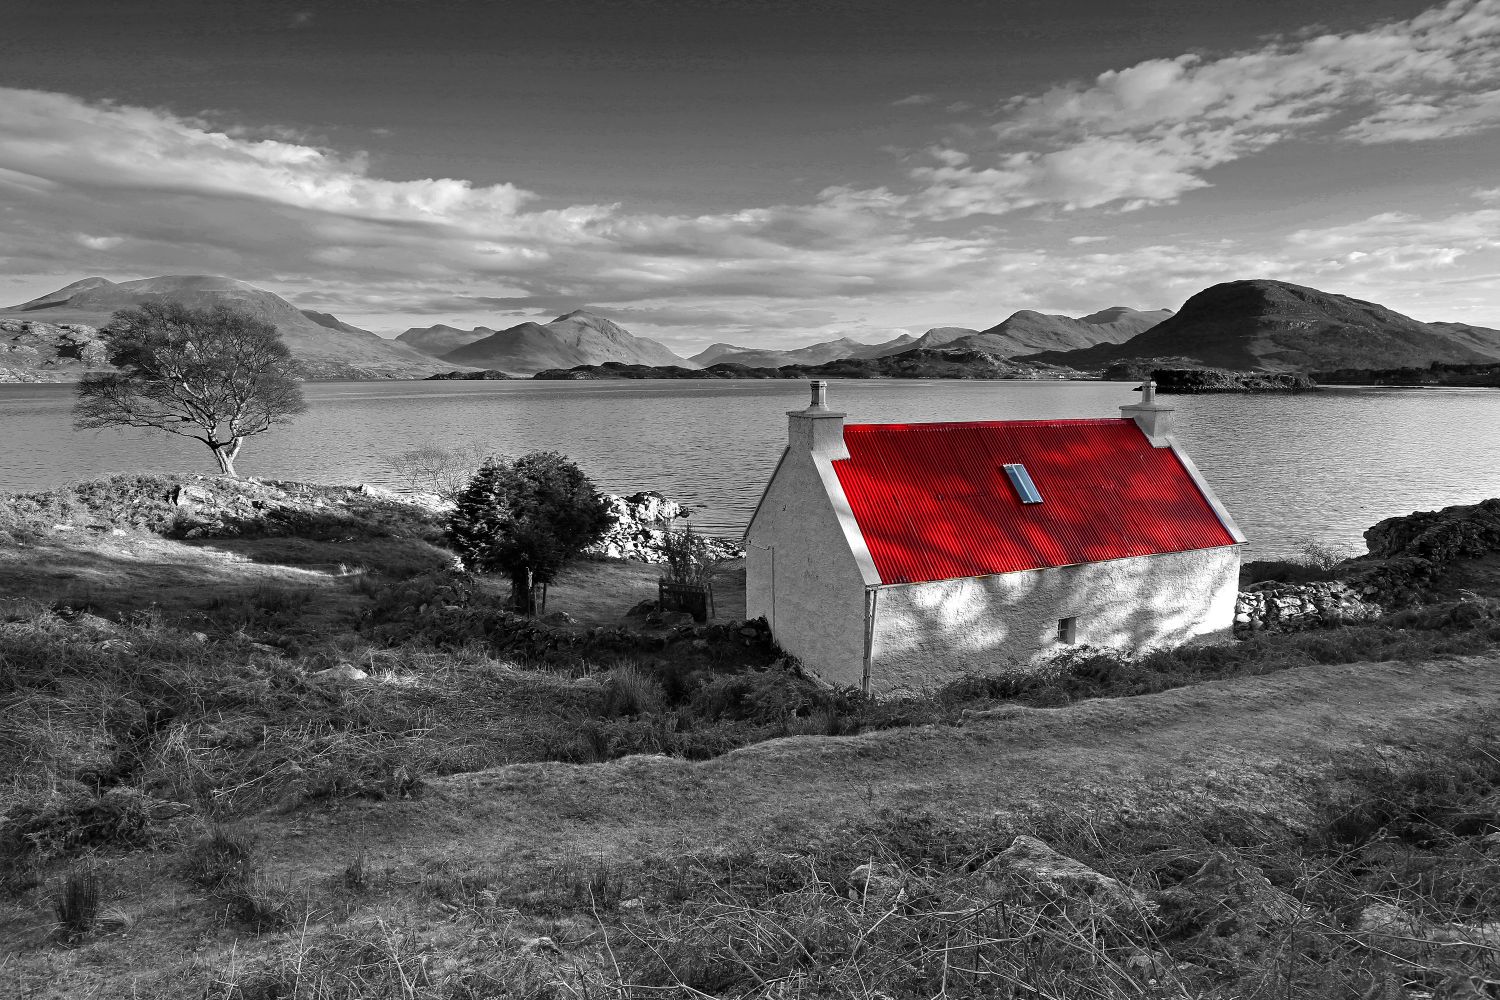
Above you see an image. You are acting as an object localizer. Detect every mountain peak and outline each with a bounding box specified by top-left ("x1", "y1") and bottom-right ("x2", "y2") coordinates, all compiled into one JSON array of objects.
[
  {"x1": 441, "y1": 309, "x2": 690, "y2": 375},
  {"x1": 1022, "y1": 278, "x2": 1500, "y2": 371},
  {"x1": 552, "y1": 308, "x2": 605, "y2": 323}
]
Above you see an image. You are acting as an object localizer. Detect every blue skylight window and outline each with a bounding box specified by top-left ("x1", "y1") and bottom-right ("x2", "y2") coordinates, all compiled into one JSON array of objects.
[{"x1": 1003, "y1": 463, "x2": 1043, "y2": 504}]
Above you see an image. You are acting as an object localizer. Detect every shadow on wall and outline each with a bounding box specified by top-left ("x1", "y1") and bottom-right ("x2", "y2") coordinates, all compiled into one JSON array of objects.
[{"x1": 873, "y1": 548, "x2": 1240, "y2": 691}]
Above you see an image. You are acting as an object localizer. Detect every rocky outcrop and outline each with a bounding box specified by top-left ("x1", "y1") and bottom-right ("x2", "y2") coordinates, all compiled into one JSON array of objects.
[
  {"x1": 1315, "y1": 360, "x2": 1500, "y2": 387},
  {"x1": 1346, "y1": 498, "x2": 1500, "y2": 603},
  {"x1": 1153, "y1": 368, "x2": 1316, "y2": 393},
  {"x1": 583, "y1": 492, "x2": 743, "y2": 563},
  {"x1": 0, "y1": 319, "x2": 111, "y2": 380},
  {"x1": 1234, "y1": 581, "x2": 1381, "y2": 633},
  {"x1": 423, "y1": 370, "x2": 515, "y2": 380}
]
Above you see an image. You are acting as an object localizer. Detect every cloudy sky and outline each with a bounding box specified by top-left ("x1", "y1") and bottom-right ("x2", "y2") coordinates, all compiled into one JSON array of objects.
[{"x1": 2, "y1": 0, "x2": 1499, "y2": 353}]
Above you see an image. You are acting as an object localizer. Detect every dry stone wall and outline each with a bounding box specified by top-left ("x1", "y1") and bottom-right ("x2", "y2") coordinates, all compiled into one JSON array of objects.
[{"x1": 1233, "y1": 580, "x2": 1381, "y2": 633}]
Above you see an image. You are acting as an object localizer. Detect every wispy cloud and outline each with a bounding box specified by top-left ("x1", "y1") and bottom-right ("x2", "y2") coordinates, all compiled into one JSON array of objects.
[{"x1": 887, "y1": 0, "x2": 1500, "y2": 218}]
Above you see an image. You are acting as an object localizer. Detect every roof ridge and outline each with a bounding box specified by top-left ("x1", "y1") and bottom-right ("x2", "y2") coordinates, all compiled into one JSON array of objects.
[{"x1": 846, "y1": 417, "x2": 1129, "y2": 432}]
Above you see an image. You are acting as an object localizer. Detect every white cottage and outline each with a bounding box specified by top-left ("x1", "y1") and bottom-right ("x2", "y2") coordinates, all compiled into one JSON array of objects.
[{"x1": 743, "y1": 381, "x2": 1245, "y2": 694}]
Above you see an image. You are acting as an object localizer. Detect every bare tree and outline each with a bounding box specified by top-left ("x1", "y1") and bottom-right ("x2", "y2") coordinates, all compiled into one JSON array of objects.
[
  {"x1": 386, "y1": 441, "x2": 493, "y2": 500},
  {"x1": 74, "y1": 301, "x2": 307, "y2": 477}
]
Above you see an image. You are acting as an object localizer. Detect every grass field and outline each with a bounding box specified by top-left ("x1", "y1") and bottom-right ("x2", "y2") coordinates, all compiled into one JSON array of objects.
[{"x1": 2, "y1": 474, "x2": 1498, "y2": 998}]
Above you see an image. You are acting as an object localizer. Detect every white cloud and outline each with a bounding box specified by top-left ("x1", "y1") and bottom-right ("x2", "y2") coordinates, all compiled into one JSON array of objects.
[
  {"x1": 0, "y1": 89, "x2": 537, "y2": 226},
  {"x1": 900, "y1": 0, "x2": 1500, "y2": 218}
]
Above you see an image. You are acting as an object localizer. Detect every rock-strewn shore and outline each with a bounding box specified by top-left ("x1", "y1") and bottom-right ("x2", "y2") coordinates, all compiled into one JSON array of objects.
[
  {"x1": 582, "y1": 491, "x2": 744, "y2": 562},
  {"x1": 1153, "y1": 368, "x2": 1316, "y2": 393}
]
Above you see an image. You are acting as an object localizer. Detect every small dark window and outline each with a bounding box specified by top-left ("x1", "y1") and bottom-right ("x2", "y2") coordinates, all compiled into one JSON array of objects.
[{"x1": 1057, "y1": 617, "x2": 1078, "y2": 644}]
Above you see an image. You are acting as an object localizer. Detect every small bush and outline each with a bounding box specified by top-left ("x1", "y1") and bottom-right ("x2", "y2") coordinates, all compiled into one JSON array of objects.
[
  {"x1": 217, "y1": 874, "x2": 297, "y2": 932},
  {"x1": 386, "y1": 441, "x2": 491, "y2": 500},
  {"x1": 690, "y1": 670, "x2": 822, "y2": 723},
  {"x1": 601, "y1": 663, "x2": 665, "y2": 717},
  {"x1": 658, "y1": 525, "x2": 724, "y2": 586},
  {"x1": 1, "y1": 787, "x2": 155, "y2": 862},
  {"x1": 338, "y1": 850, "x2": 369, "y2": 892},
  {"x1": 52, "y1": 869, "x2": 101, "y2": 941},
  {"x1": 182, "y1": 827, "x2": 257, "y2": 888}
]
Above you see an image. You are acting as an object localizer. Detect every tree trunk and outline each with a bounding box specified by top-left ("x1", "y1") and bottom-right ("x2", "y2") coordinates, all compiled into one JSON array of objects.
[
  {"x1": 211, "y1": 444, "x2": 238, "y2": 477},
  {"x1": 210, "y1": 437, "x2": 244, "y2": 478},
  {"x1": 510, "y1": 566, "x2": 535, "y2": 614}
]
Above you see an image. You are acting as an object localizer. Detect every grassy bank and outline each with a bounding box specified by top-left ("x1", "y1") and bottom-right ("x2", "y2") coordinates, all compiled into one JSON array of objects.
[{"x1": 3, "y1": 474, "x2": 1499, "y2": 997}]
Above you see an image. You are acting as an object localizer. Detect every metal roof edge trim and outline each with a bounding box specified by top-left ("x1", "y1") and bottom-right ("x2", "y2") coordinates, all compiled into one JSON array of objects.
[{"x1": 815, "y1": 451, "x2": 882, "y2": 587}]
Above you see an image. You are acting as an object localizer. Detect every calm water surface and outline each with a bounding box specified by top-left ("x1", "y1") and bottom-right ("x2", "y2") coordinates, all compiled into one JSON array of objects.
[{"x1": 0, "y1": 379, "x2": 1493, "y2": 559}]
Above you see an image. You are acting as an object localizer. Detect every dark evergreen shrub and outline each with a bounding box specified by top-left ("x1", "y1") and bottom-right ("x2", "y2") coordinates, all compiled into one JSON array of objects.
[{"x1": 446, "y1": 452, "x2": 612, "y2": 612}]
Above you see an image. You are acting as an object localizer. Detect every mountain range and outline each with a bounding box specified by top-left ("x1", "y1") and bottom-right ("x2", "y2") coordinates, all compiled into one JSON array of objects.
[
  {"x1": 692, "y1": 306, "x2": 1171, "y2": 368},
  {"x1": 5, "y1": 273, "x2": 1498, "y2": 383},
  {"x1": 1024, "y1": 280, "x2": 1500, "y2": 371},
  {"x1": 0, "y1": 276, "x2": 453, "y2": 380},
  {"x1": 432, "y1": 310, "x2": 688, "y2": 375}
]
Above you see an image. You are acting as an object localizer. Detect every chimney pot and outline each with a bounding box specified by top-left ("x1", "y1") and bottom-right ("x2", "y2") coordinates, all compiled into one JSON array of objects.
[
  {"x1": 1120, "y1": 378, "x2": 1174, "y2": 447},
  {"x1": 786, "y1": 379, "x2": 848, "y2": 460}
]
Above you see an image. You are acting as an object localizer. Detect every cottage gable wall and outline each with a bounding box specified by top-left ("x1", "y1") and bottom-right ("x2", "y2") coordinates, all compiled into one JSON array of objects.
[{"x1": 745, "y1": 447, "x2": 869, "y2": 688}]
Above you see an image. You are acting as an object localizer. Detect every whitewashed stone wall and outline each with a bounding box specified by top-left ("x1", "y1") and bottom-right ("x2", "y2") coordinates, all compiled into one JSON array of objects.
[
  {"x1": 745, "y1": 449, "x2": 870, "y2": 688},
  {"x1": 868, "y1": 546, "x2": 1242, "y2": 695}
]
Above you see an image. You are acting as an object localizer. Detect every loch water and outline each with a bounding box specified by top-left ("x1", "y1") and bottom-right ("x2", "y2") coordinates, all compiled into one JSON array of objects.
[{"x1": 0, "y1": 379, "x2": 1493, "y2": 560}]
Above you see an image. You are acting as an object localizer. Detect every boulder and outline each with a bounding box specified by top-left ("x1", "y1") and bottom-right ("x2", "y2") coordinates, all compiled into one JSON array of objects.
[
  {"x1": 1357, "y1": 900, "x2": 1500, "y2": 966},
  {"x1": 971, "y1": 836, "x2": 1157, "y2": 926},
  {"x1": 848, "y1": 862, "x2": 908, "y2": 910},
  {"x1": 312, "y1": 663, "x2": 368, "y2": 682}
]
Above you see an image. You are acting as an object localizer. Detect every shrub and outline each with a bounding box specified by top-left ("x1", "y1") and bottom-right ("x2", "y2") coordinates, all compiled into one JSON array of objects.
[
  {"x1": 601, "y1": 663, "x2": 665, "y2": 717},
  {"x1": 217, "y1": 874, "x2": 297, "y2": 932},
  {"x1": 658, "y1": 525, "x2": 724, "y2": 586},
  {"x1": 1, "y1": 786, "x2": 155, "y2": 862},
  {"x1": 52, "y1": 869, "x2": 101, "y2": 941},
  {"x1": 446, "y1": 452, "x2": 612, "y2": 613},
  {"x1": 690, "y1": 669, "x2": 821, "y2": 723},
  {"x1": 386, "y1": 441, "x2": 491, "y2": 500},
  {"x1": 182, "y1": 827, "x2": 257, "y2": 889}
]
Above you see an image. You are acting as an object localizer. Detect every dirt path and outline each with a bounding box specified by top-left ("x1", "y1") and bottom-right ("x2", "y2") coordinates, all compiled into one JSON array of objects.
[{"x1": 257, "y1": 653, "x2": 1499, "y2": 876}]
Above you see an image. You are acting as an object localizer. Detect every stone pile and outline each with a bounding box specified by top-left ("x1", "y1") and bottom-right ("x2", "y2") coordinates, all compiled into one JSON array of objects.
[
  {"x1": 1234, "y1": 580, "x2": 1380, "y2": 633},
  {"x1": 584, "y1": 491, "x2": 744, "y2": 563}
]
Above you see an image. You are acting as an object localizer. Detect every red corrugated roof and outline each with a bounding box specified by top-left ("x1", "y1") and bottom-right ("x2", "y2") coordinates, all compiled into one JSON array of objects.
[{"x1": 834, "y1": 418, "x2": 1236, "y2": 585}]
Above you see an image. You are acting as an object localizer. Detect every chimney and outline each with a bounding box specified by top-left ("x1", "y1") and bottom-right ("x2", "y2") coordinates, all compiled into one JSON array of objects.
[
  {"x1": 788, "y1": 379, "x2": 849, "y2": 460},
  {"x1": 1119, "y1": 379, "x2": 1174, "y2": 447}
]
